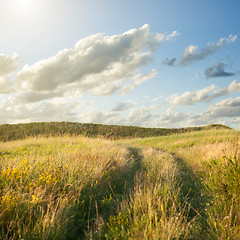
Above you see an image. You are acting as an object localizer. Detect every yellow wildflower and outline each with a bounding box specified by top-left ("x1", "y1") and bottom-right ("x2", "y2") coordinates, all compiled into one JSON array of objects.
[{"x1": 30, "y1": 195, "x2": 39, "y2": 204}]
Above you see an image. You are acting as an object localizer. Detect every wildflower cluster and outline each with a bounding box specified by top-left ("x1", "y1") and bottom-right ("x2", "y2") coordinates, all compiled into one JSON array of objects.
[
  {"x1": 107, "y1": 211, "x2": 130, "y2": 236},
  {"x1": 1, "y1": 159, "x2": 30, "y2": 187},
  {"x1": 109, "y1": 212, "x2": 129, "y2": 227},
  {"x1": 30, "y1": 194, "x2": 39, "y2": 204},
  {"x1": 38, "y1": 169, "x2": 58, "y2": 186},
  {"x1": 0, "y1": 192, "x2": 19, "y2": 209}
]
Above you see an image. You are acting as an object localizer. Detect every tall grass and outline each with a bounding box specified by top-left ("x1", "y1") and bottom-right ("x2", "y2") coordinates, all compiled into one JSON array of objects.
[
  {"x1": 0, "y1": 136, "x2": 130, "y2": 239},
  {"x1": 92, "y1": 148, "x2": 190, "y2": 239},
  {"x1": 0, "y1": 136, "x2": 192, "y2": 239},
  {"x1": 122, "y1": 128, "x2": 240, "y2": 239},
  {"x1": 122, "y1": 129, "x2": 238, "y2": 170},
  {"x1": 1, "y1": 127, "x2": 240, "y2": 239},
  {"x1": 201, "y1": 140, "x2": 240, "y2": 239}
]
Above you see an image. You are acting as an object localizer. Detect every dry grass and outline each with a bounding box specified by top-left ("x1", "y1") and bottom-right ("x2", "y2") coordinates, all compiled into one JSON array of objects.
[
  {"x1": 92, "y1": 148, "x2": 190, "y2": 239},
  {"x1": 1, "y1": 128, "x2": 240, "y2": 239},
  {"x1": 0, "y1": 136, "x2": 129, "y2": 239}
]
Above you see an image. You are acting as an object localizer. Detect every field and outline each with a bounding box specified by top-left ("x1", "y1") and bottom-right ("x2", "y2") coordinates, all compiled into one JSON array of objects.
[{"x1": 0, "y1": 123, "x2": 240, "y2": 239}]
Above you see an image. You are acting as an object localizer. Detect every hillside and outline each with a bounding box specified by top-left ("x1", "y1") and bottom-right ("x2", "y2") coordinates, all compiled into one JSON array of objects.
[
  {"x1": 0, "y1": 125, "x2": 239, "y2": 239},
  {"x1": 0, "y1": 121, "x2": 230, "y2": 141}
]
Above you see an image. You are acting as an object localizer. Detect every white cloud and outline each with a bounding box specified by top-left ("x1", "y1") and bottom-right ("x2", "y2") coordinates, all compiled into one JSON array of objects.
[
  {"x1": 0, "y1": 77, "x2": 13, "y2": 94},
  {"x1": 111, "y1": 100, "x2": 137, "y2": 112},
  {"x1": 227, "y1": 80, "x2": 240, "y2": 92},
  {"x1": 0, "y1": 93, "x2": 90, "y2": 124},
  {"x1": 16, "y1": 24, "x2": 178, "y2": 97},
  {"x1": 78, "y1": 109, "x2": 121, "y2": 125},
  {"x1": 167, "y1": 80, "x2": 240, "y2": 106},
  {"x1": 0, "y1": 98, "x2": 77, "y2": 124},
  {"x1": 155, "y1": 112, "x2": 189, "y2": 128},
  {"x1": 232, "y1": 117, "x2": 240, "y2": 124},
  {"x1": 227, "y1": 34, "x2": 238, "y2": 42},
  {"x1": 166, "y1": 85, "x2": 216, "y2": 106},
  {"x1": 0, "y1": 53, "x2": 20, "y2": 77},
  {"x1": 125, "y1": 105, "x2": 158, "y2": 126},
  {"x1": 17, "y1": 91, "x2": 64, "y2": 103},
  {"x1": 190, "y1": 96, "x2": 240, "y2": 126},
  {"x1": 208, "y1": 97, "x2": 240, "y2": 117},
  {"x1": 0, "y1": 53, "x2": 20, "y2": 94},
  {"x1": 121, "y1": 70, "x2": 157, "y2": 94},
  {"x1": 180, "y1": 34, "x2": 237, "y2": 65},
  {"x1": 210, "y1": 80, "x2": 240, "y2": 99},
  {"x1": 147, "y1": 30, "x2": 179, "y2": 51}
]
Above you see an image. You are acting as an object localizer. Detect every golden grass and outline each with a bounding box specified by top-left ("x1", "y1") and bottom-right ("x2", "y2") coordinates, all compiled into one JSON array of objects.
[
  {"x1": 1, "y1": 128, "x2": 240, "y2": 239},
  {"x1": 93, "y1": 148, "x2": 190, "y2": 239},
  {"x1": 0, "y1": 136, "x2": 129, "y2": 239}
]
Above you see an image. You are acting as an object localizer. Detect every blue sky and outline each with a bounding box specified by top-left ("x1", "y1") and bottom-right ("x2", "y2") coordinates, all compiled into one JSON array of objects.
[{"x1": 0, "y1": 0, "x2": 240, "y2": 128}]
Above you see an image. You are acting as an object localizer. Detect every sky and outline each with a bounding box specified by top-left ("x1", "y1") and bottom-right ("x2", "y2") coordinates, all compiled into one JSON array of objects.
[{"x1": 0, "y1": 0, "x2": 240, "y2": 128}]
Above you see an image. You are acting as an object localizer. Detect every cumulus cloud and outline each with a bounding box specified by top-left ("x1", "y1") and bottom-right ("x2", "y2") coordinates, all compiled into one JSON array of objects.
[
  {"x1": 125, "y1": 105, "x2": 158, "y2": 126},
  {"x1": 205, "y1": 62, "x2": 235, "y2": 78},
  {"x1": 0, "y1": 53, "x2": 20, "y2": 94},
  {"x1": 191, "y1": 96, "x2": 240, "y2": 126},
  {"x1": 155, "y1": 112, "x2": 189, "y2": 128},
  {"x1": 210, "y1": 80, "x2": 240, "y2": 99},
  {"x1": 121, "y1": 70, "x2": 157, "y2": 94},
  {"x1": 226, "y1": 80, "x2": 240, "y2": 92},
  {"x1": 167, "y1": 80, "x2": 240, "y2": 106},
  {"x1": 209, "y1": 97, "x2": 240, "y2": 117},
  {"x1": 180, "y1": 34, "x2": 237, "y2": 65},
  {"x1": 0, "y1": 96, "x2": 78, "y2": 124},
  {"x1": 17, "y1": 91, "x2": 64, "y2": 103},
  {"x1": 0, "y1": 77, "x2": 13, "y2": 94},
  {"x1": 162, "y1": 57, "x2": 176, "y2": 66},
  {"x1": 0, "y1": 53, "x2": 20, "y2": 77},
  {"x1": 166, "y1": 85, "x2": 216, "y2": 106},
  {"x1": 78, "y1": 109, "x2": 121, "y2": 125},
  {"x1": 232, "y1": 117, "x2": 240, "y2": 124},
  {"x1": 111, "y1": 100, "x2": 137, "y2": 112},
  {"x1": 16, "y1": 24, "x2": 178, "y2": 97}
]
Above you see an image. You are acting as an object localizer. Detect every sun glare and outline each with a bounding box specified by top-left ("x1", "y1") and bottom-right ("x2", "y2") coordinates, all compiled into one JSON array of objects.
[
  {"x1": 9, "y1": 0, "x2": 41, "y2": 20},
  {"x1": 16, "y1": 0, "x2": 31, "y2": 8},
  {"x1": 13, "y1": 0, "x2": 35, "y2": 13}
]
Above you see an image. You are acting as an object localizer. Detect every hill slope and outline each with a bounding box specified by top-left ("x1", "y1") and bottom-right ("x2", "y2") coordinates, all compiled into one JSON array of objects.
[{"x1": 0, "y1": 121, "x2": 230, "y2": 141}]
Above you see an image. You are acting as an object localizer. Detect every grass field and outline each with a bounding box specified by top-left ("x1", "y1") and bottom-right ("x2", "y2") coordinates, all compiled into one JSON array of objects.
[{"x1": 0, "y1": 124, "x2": 240, "y2": 239}]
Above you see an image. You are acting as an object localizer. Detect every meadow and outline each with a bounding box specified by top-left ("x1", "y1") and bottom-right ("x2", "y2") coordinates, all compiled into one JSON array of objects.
[{"x1": 0, "y1": 123, "x2": 240, "y2": 239}]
